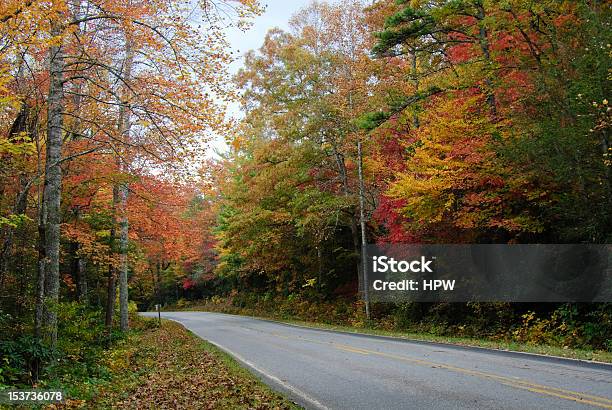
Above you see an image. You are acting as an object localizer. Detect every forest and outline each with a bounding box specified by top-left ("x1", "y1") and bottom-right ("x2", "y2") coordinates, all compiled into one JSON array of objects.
[{"x1": 0, "y1": 0, "x2": 611, "y2": 398}]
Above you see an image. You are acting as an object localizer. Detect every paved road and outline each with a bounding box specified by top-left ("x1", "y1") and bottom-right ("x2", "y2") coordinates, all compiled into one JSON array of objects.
[{"x1": 140, "y1": 312, "x2": 612, "y2": 410}]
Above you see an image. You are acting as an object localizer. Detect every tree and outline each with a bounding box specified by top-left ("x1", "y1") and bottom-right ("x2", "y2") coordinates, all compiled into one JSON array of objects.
[
  {"x1": 41, "y1": 14, "x2": 65, "y2": 345},
  {"x1": 0, "y1": 0, "x2": 261, "y2": 345},
  {"x1": 229, "y1": 0, "x2": 386, "y2": 298},
  {"x1": 368, "y1": 0, "x2": 611, "y2": 243},
  {"x1": 117, "y1": 35, "x2": 133, "y2": 332}
]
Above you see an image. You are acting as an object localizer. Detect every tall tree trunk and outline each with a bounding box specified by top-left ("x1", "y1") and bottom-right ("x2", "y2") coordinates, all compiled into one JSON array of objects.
[
  {"x1": 42, "y1": 21, "x2": 65, "y2": 347},
  {"x1": 105, "y1": 185, "x2": 118, "y2": 329},
  {"x1": 346, "y1": 90, "x2": 369, "y2": 314},
  {"x1": 118, "y1": 183, "x2": 129, "y2": 330},
  {"x1": 118, "y1": 38, "x2": 134, "y2": 332},
  {"x1": 357, "y1": 139, "x2": 370, "y2": 320}
]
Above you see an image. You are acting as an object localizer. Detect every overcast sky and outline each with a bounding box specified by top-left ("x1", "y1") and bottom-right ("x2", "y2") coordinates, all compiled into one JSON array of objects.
[
  {"x1": 226, "y1": 1, "x2": 314, "y2": 72},
  {"x1": 207, "y1": 0, "x2": 320, "y2": 157}
]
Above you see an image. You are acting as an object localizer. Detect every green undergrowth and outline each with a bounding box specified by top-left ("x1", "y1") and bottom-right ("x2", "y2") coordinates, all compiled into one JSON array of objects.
[{"x1": 1, "y1": 315, "x2": 298, "y2": 409}]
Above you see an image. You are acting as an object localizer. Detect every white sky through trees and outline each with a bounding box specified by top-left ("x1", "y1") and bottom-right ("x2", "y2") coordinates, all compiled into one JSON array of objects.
[{"x1": 207, "y1": 0, "x2": 327, "y2": 158}]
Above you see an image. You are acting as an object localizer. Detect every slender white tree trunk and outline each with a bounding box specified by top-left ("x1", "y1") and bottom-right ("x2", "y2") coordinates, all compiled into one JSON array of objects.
[
  {"x1": 118, "y1": 38, "x2": 133, "y2": 332},
  {"x1": 118, "y1": 183, "x2": 129, "y2": 331},
  {"x1": 357, "y1": 138, "x2": 370, "y2": 320},
  {"x1": 43, "y1": 21, "x2": 65, "y2": 346}
]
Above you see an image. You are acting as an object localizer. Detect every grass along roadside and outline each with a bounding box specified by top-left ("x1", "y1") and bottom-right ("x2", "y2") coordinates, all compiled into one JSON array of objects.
[
  {"x1": 86, "y1": 319, "x2": 299, "y2": 409},
  {"x1": 274, "y1": 318, "x2": 612, "y2": 364},
  {"x1": 168, "y1": 303, "x2": 612, "y2": 364}
]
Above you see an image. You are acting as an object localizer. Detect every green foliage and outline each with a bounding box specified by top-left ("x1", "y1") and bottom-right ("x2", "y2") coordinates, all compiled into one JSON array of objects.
[
  {"x1": 513, "y1": 304, "x2": 612, "y2": 349},
  {"x1": 0, "y1": 335, "x2": 53, "y2": 388},
  {"x1": 0, "y1": 302, "x2": 147, "y2": 402},
  {"x1": 497, "y1": 2, "x2": 612, "y2": 242},
  {"x1": 373, "y1": 4, "x2": 434, "y2": 57},
  {"x1": 37, "y1": 304, "x2": 125, "y2": 399},
  {"x1": 0, "y1": 213, "x2": 32, "y2": 228},
  {"x1": 356, "y1": 111, "x2": 390, "y2": 131},
  {"x1": 0, "y1": 135, "x2": 36, "y2": 156}
]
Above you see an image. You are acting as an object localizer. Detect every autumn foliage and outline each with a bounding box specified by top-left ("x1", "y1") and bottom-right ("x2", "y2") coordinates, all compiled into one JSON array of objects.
[{"x1": 0, "y1": 0, "x2": 610, "y2": 394}]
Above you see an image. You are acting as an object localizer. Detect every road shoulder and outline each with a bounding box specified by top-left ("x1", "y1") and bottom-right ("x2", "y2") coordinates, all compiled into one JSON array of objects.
[{"x1": 89, "y1": 318, "x2": 300, "y2": 409}]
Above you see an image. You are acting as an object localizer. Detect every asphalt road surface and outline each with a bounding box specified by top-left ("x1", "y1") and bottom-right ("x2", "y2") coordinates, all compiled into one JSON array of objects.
[{"x1": 140, "y1": 311, "x2": 612, "y2": 410}]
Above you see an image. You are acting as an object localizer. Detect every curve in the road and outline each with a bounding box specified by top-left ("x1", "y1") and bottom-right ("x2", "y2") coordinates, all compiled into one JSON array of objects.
[{"x1": 140, "y1": 312, "x2": 612, "y2": 410}]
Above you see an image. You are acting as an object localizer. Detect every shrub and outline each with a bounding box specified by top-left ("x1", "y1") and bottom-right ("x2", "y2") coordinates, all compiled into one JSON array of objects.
[{"x1": 0, "y1": 335, "x2": 53, "y2": 387}]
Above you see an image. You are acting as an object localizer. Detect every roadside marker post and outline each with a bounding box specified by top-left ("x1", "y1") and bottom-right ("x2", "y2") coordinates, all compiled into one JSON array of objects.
[{"x1": 155, "y1": 304, "x2": 161, "y2": 327}]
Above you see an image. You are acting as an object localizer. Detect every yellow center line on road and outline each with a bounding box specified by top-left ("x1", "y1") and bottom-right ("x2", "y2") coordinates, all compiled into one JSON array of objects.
[
  {"x1": 270, "y1": 332, "x2": 291, "y2": 339},
  {"x1": 498, "y1": 381, "x2": 612, "y2": 409},
  {"x1": 372, "y1": 350, "x2": 612, "y2": 409},
  {"x1": 333, "y1": 344, "x2": 371, "y2": 355},
  {"x1": 266, "y1": 330, "x2": 612, "y2": 408}
]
